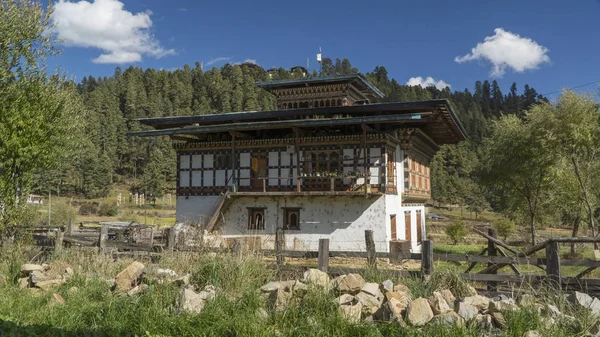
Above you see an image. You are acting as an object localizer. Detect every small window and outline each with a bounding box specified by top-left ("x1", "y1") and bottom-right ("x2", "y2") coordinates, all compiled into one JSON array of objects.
[
  {"x1": 215, "y1": 154, "x2": 231, "y2": 169},
  {"x1": 248, "y1": 208, "x2": 265, "y2": 230},
  {"x1": 283, "y1": 208, "x2": 300, "y2": 230}
]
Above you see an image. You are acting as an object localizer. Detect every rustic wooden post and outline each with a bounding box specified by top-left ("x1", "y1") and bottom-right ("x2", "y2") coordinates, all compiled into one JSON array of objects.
[
  {"x1": 421, "y1": 240, "x2": 433, "y2": 280},
  {"x1": 166, "y1": 226, "x2": 176, "y2": 252},
  {"x1": 487, "y1": 228, "x2": 498, "y2": 292},
  {"x1": 365, "y1": 230, "x2": 376, "y2": 269},
  {"x1": 275, "y1": 228, "x2": 284, "y2": 266},
  {"x1": 263, "y1": 179, "x2": 267, "y2": 193},
  {"x1": 232, "y1": 238, "x2": 244, "y2": 259},
  {"x1": 67, "y1": 217, "x2": 74, "y2": 236},
  {"x1": 149, "y1": 226, "x2": 155, "y2": 248},
  {"x1": 318, "y1": 238, "x2": 330, "y2": 272},
  {"x1": 54, "y1": 229, "x2": 64, "y2": 252},
  {"x1": 99, "y1": 225, "x2": 108, "y2": 254},
  {"x1": 546, "y1": 240, "x2": 561, "y2": 284}
]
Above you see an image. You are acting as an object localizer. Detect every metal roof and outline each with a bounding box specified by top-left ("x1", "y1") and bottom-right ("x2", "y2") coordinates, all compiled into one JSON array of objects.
[
  {"x1": 255, "y1": 74, "x2": 385, "y2": 99},
  {"x1": 131, "y1": 99, "x2": 467, "y2": 145}
]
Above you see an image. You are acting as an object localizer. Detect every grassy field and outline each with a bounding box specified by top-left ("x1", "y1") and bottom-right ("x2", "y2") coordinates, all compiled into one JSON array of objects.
[{"x1": 0, "y1": 247, "x2": 597, "y2": 337}]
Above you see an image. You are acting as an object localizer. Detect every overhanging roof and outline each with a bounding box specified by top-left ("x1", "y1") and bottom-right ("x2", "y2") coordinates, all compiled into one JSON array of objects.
[
  {"x1": 256, "y1": 74, "x2": 385, "y2": 100},
  {"x1": 130, "y1": 99, "x2": 467, "y2": 145}
]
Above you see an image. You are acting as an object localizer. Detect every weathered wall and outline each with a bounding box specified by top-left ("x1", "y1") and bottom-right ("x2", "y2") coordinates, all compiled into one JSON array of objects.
[
  {"x1": 219, "y1": 195, "x2": 388, "y2": 252},
  {"x1": 176, "y1": 196, "x2": 221, "y2": 224}
]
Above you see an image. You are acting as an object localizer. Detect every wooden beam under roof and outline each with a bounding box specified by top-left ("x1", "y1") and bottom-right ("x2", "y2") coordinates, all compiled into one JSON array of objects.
[{"x1": 229, "y1": 131, "x2": 252, "y2": 139}]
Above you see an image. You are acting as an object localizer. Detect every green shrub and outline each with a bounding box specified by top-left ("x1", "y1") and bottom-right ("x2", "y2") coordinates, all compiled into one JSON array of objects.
[
  {"x1": 48, "y1": 203, "x2": 76, "y2": 226},
  {"x1": 445, "y1": 220, "x2": 469, "y2": 245},
  {"x1": 493, "y1": 218, "x2": 516, "y2": 241},
  {"x1": 98, "y1": 203, "x2": 119, "y2": 217},
  {"x1": 78, "y1": 203, "x2": 98, "y2": 216}
]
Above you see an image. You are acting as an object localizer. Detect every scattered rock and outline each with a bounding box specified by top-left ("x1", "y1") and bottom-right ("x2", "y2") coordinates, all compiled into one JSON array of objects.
[
  {"x1": 42, "y1": 263, "x2": 50, "y2": 271},
  {"x1": 429, "y1": 291, "x2": 452, "y2": 314},
  {"x1": 430, "y1": 311, "x2": 464, "y2": 327},
  {"x1": 466, "y1": 285, "x2": 478, "y2": 296},
  {"x1": 35, "y1": 278, "x2": 64, "y2": 291},
  {"x1": 329, "y1": 275, "x2": 346, "y2": 289},
  {"x1": 455, "y1": 301, "x2": 479, "y2": 321},
  {"x1": 174, "y1": 274, "x2": 190, "y2": 287},
  {"x1": 337, "y1": 294, "x2": 356, "y2": 306},
  {"x1": 114, "y1": 261, "x2": 145, "y2": 292},
  {"x1": 361, "y1": 283, "x2": 383, "y2": 301},
  {"x1": 545, "y1": 304, "x2": 562, "y2": 317},
  {"x1": 569, "y1": 292, "x2": 600, "y2": 315},
  {"x1": 18, "y1": 277, "x2": 29, "y2": 289},
  {"x1": 338, "y1": 302, "x2": 362, "y2": 323},
  {"x1": 382, "y1": 280, "x2": 393, "y2": 293},
  {"x1": 522, "y1": 330, "x2": 542, "y2": 337},
  {"x1": 491, "y1": 312, "x2": 507, "y2": 328},
  {"x1": 50, "y1": 293, "x2": 65, "y2": 305},
  {"x1": 393, "y1": 283, "x2": 411, "y2": 295},
  {"x1": 541, "y1": 317, "x2": 556, "y2": 330},
  {"x1": 463, "y1": 295, "x2": 490, "y2": 312},
  {"x1": 474, "y1": 314, "x2": 494, "y2": 330},
  {"x1": 385, "y1": 298, "x2": 407, "y2": 326},
  {"x1": 356, "y1": 291, "x2": 381, "y2": 316},
  {"x1": 406, "y1": 298, "x2": 434, "y2": 327},
  {"x1": 260, "y1": 281, "x2": 281, "y2": 292},
  {"x1": 127, "y1": 284, "x2": 148, "y2": 296},
  {"x1": 385, "y1": 291, "x2": 410, "y2": 313},
  {"x1": 269, "y1": 287, "x2": 293, "y2": 311},
  {"x1": 519, "y1": 294, "x2": 536, "y2": 307},
  {"x1": 156, "y1": 268, "x2": 178, "y2": 278},
  {"x1": 303, "y1": 269, "x2": 329, "y2": 287},
  {"x1": 440, "y1": 289, "x2": 455, "y2": 306},
  {"x1": 292, "y1": 280, "x2": 308, "y2": 294},
  {"x1": 179, "y1": 285, "x2": 216, "y2": 314},
  {"x1": 337, "y1": 273, "x2": 365, "y2": 293},
  {"x1": 489, "y1": 299, "x2": 519, "y2": 313},
  {"x1": 30, "y1": 270, "x2": 46, "y2": 284},
  {"x1": 20, "y1": 264, "x2": 44, "y2": 276}
]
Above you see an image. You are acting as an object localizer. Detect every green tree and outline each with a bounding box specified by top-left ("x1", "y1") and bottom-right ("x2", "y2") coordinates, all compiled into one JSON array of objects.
[
  {"x1": 0, "y1": 0, "x2": 83, "y2": 237},
  {"x1": 445, "y1": 220, "x2": 469, "y2": 245}
]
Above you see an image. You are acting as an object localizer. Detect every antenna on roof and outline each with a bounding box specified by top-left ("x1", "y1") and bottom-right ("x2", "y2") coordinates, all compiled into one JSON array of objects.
[{"x1": 316, "y1": 47, "x2": 322, "y2": 74}]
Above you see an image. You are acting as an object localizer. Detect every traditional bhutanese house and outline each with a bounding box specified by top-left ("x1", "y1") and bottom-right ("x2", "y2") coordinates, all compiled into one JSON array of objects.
[{"x1": 130, "y1": 75, "x2": 466, "y2": 253}]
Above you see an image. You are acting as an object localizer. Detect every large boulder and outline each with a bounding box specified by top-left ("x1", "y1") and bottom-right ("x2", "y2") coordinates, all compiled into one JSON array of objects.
[
  {"x1": 338, "y1": 302, "x2": 362, "y2": 323},
  {"x1": 406, "y1": 298, "x2": 434, "y2": 326},
  {"x1": 114, "y1": 262, "x2": 145, "y2": 292},
  {"x1": 569, "y1": 291, "x2": 600, "y2": 315},
  {"x1": 455, "y1": 301, "x2": 479, "y2": 321},
  {"x1": 30, "y1": 270, "x2": 46, "y2": 285},
  {"x1": 440, "y1": 289, "x2": 455, "y2": 306},
  {"x1": 329, "y1": 275, "x2": 346, "y2": 289},
  {"x1": 337, "y1": 273, "x2": 365, "y2": 293},
  {"x1": 269, "y1": 287, "x2": 293, "y2": 311},
  {"x1": 303, "y1": 269, "x2": 329, "y2": 287},
  {"x1": 429, "y1": 291, "x2": 452, "y2": 314},
  {"x1": 463, "y1": 295, "x2": 490, "y2": 312}
]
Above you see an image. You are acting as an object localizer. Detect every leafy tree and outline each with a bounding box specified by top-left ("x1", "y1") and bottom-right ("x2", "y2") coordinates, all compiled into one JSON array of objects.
[
  {"x1": 445, "y1": 220, "x2": 469, "y2": 245},
  {"x1": 0, "y1": 0, "x2": 83, "y2": 237},
  {"x1": 493, "y1": 218, "x2": 516, "y2": 241}
]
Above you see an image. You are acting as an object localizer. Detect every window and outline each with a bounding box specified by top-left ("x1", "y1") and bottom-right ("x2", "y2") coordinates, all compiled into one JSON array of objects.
[
  {"x1": 215, "y1": 154, "x2": 231, "y2": 170},
  {"x1": 283, "y1": 208, "x2": 301, "y2": 230},
  {"x1": 303, "y1": 151, "x2": 341, "y2": 176},
  {"x1": 248, "y1": 208, "x2": 265, "y2": 230}
]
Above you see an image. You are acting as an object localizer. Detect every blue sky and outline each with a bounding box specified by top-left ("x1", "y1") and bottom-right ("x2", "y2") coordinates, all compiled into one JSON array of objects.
[{"x1": 48, "y1": 0, "x2": 600, "y2": 98}]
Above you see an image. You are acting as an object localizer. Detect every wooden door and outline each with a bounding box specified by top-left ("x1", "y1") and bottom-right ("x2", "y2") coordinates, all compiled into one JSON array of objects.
[
  {"x1": 404, "y1": 211, "x2": 412, "y2": 242},
  {"x1": 416, "y1": 210, "x2": 423, "y2": 243},
  {"x1": 390, "y1": 214, "x2": 397, "y2": 240},
  {"x1": 251, "y1": 153, "x2": 267, "y2": 190}
]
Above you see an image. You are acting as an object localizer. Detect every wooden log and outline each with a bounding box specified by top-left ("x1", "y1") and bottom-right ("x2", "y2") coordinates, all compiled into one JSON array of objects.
[
  {"x1": 575, "y1": 266, "x2": 598, "y2": 279},
  {"x1": 488, "y1": 228, "x2": 498, "y2": 292},
  {"x1": 150, "y1": 226, "x2": 155, "y2": 247},
  {"x1": 275, "y1": 228, "x2": 284, "y2": 266},
  {"x1": 54, "y1": 230, "x2": 64, "y2": 252},
  {"x1": 464, "y1": 248, "x2": 487, "y2": 273},
  {"x1": 166, "y1": 227, "x2": 176, "y2": 252},
  {"x1": 318, "y1": 238, "x2": 329, "y2": 272},
  {"x1": 365, "y1": 230, "x2": 376, "y2": 269},
  {"x1": 474, "y1": 228, "x2": 521, "y2": 255},
  {"x1": 497, "y1": 246, "x2": 521, "y2": 275},
  {"x1": 546, "y1": 241, "x2": 561, "y2": 284},
  {"x1": 67, "y1": 218, "x2": 74, "y2": 236},
  {"x1": 421, "y1": 240, "x2": 433, "y2": 280},
  {"x1": 99, "y1": 225, "x2": 109, "y2": 253}
]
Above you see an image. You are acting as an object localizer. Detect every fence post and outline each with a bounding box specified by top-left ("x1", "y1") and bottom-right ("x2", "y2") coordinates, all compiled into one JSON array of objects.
[
  {"x1": 149, "y1": 226, "x2": 155, "y2": 248},
  {"x1": 487, "y1": 228, "x2": 498, "y2": 292},
  {"x1": 166, "y1": 227, "x2": 176, "y2": 252},
  {"x1": 365, "y1": 230, "x2": 377, "y2": 269},
  {"x1": 67, "y1": 217, "x2": 74, "y2": 236},
  {"x1": 232, "y1": 239, "x2": 244, "y2": 259},
  {"x1": 54, "y1": 229, "x2": 64, "y2": 252},
  {"x1": 546, "y1": 241, "x2": 561, "y2": 284},
  {"x1": 318, "y1": 238, "x2": 330, "y2": 272},
  {"x1": 99, "y1": 225, "x2": 108, "y2": 254},
  {"x1": 275, "y1": 228, "x2": 284, "y2": 266},
  {"x1": 421, "y1": 239, "x2": 433, "y2": 280}
]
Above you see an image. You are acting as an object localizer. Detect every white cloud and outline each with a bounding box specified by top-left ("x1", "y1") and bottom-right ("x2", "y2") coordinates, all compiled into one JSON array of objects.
[
  {"x1": 243, "y1": 59, "x2": 257, "y2": 64},
  {"x1": 406, "y1": 77, "x2": 451, "y2": 90},
  {"x1": 205, "y1": 57, "x2": 231, "y2": 66},
  {"x1": 455, "y1": 28, "x2": 550, "y2": 77},
  {"x1": 52, "y1": 0, "x2": 175, "y2": 64}
]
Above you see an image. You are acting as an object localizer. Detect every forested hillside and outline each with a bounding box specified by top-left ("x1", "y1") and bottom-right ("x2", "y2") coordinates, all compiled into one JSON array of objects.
[{"x1": 32, "y1": 58, "x2": 547, "y2": 205}]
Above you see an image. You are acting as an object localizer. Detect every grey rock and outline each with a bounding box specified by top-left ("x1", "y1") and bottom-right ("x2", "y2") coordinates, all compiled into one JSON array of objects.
[
  {"x1": 361, "y1": 283, "x2": 383, "y2": 303},
  {"x1": 430, "y1": 311, "x2": 465, "y2": 327},
  {"x1": 385, "y1": 297, "x2": 407, "y2": 326},
  {"x1": 35, "y1": 278, "x2": 64, "y2": 291},
  {"x1": 474, "y1": 314, "x2": 494, "y2": 330},
  {"x1": 18, "y1": 277, "x2": 29, "y2": 289},
  {"x1": 491, "y1": 312, "x2": 507, "y2": 328},
  {"x1": 179, "y1": 287, "x2": 207, "y2": 313},
  {"x1": 337, "y1": 294, "x2": 356, "y2": 306},
  {"x1": 260, "y1": 281, "x2": 281, "y2": 292},
  {"x1": 156, "y1": 268, "x2": 178, "y2": 278},
  {"x1": 303, "y1": 269, "x2": 329, "y2": 287},
  {"x1": 382, "y1": 279, "x2": 394, "y2": 293},
  {"x1": 545, "y1": 304, "x2": 562, "y2": 317},
  {"x1": 174, "y1": 274, "x2": 191, "y2": 287},
  {"x1": 20, "y1": 264, "x2": 44, "y2": 275},
  {"x1": 440, "y1": 289, "x2": 455, "y2": 306},
  {"x1": 406, "y1": 298, "x2": 434, "y2": 326},
  {"x1": 329, "y1": 275, "x2": 346, "y2": 289},
  {"x1": 489, "y1": 300, "x2": 519, "y2": 313},
  {"x1": 456, "y1": 301, "x2": 479, "y2": 321},
  {"x1": 356, "y1": 291, "x2": 381, "y2": 316},
  {"x1": 463, "y1": 295, "x2": 490, "y2": 312},
  {"x1": 114, "y1": 261, "x2": 145, "y2": 292},
  {"x1": 30, "y1": 270, "x2": 46, "y2": 284}
]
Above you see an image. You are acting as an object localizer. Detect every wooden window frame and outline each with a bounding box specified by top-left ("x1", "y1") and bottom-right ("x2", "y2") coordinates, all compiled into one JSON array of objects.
[
  {"x1": 283, "y1": 208, "x2": 301, "y2": 230},
  {"x1": 248, "y1": 208, "x2": 266, "y2": 230},
  {"x1": 416, "y1": 210, "x2": 423, "y2": 243}
]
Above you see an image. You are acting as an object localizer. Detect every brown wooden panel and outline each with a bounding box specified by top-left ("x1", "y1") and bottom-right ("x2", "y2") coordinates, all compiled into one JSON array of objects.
[
  {"x1": 405, "y1": 211, "x2": 412, "y2": 242},
  {"x1": 416, "y1": 210, "x2": 423, "y2": 243},
  {"x1": 390, "y1": 214, "x2": 397, "y2": 240}
]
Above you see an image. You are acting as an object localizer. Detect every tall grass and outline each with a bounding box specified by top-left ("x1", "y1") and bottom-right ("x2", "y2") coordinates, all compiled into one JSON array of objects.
[{"x1": 0, "y1": 248, "x2": 599, "y2": 336}]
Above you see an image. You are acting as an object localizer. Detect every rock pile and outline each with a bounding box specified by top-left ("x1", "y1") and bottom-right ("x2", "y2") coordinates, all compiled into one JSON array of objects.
[{"x1": 18, "y1": 263, "x2": 72, "y2": 291}]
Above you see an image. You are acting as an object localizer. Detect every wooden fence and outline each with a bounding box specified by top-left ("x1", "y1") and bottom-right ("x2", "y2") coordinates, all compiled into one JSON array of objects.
[{"x1": 26, "y1": 222, "x2": 600, "y2": 294}]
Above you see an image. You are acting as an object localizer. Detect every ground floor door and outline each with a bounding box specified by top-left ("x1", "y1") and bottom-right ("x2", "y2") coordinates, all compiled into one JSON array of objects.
[
  {"x1": 404, "y1": 211, "x2": 412, "y2": 242},
  {"x1": 390, "y1": 214, "x2": 397, "y2": 240}
]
